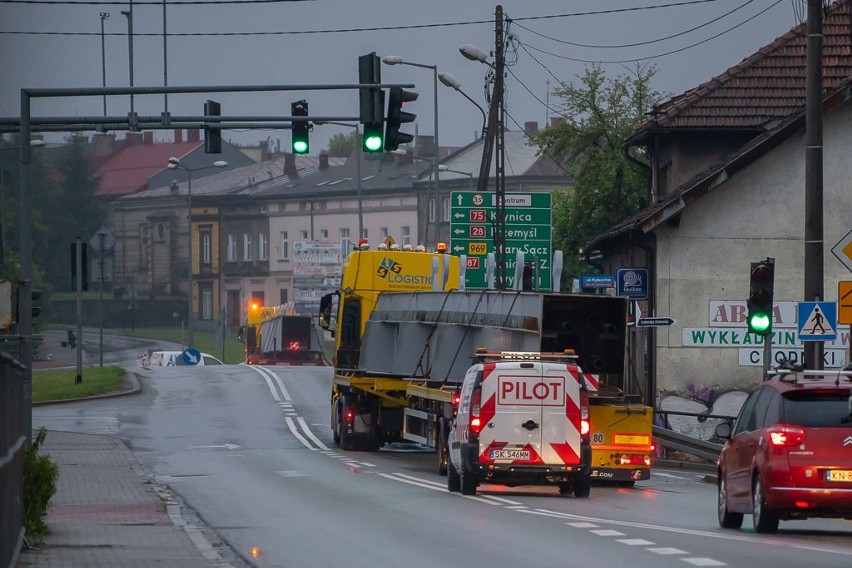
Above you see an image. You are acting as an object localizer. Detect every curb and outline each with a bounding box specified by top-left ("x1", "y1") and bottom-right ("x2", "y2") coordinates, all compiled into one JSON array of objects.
[{"x1": 32, "y1": 370, "x2": 142, "y2": 406}]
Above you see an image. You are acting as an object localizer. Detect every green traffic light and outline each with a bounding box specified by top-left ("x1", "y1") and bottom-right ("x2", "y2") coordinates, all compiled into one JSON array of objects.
[
  {"x1": 364, "y1": 134, "x2": 383, "y2": 152},
  {"x1": 293, "y1": 140, "x2": 308, "y2": 154},
  {"x1": 748, "y1": 312, "x2": 771, "y2": 334}
]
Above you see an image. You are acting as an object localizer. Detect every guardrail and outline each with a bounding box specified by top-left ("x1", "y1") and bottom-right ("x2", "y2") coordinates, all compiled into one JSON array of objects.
[{"x1": 652, "y1": 409, "x2": 734, "y2": 463}]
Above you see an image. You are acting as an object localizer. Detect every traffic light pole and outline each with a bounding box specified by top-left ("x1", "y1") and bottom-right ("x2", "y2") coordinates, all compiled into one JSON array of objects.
[{"x1": 75, "y1": 237, "x2": 83, "y2": 384}]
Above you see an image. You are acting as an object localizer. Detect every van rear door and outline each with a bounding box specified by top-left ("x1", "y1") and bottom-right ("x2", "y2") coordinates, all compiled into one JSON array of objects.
[{"x1": 478, "y1": 361, "x2": 578, "y2": 465}]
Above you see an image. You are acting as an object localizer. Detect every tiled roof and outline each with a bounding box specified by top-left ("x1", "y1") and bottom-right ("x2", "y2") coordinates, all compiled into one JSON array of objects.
[
  {"x1": 95, "y1": 141, "x2": 202, "y2": 196},
  {"x1": 123, "y1": 154, "x2": 346, "y2": 199},
  {"x1": 634, "y1": 0, "x2": 852, "y2": 134}
]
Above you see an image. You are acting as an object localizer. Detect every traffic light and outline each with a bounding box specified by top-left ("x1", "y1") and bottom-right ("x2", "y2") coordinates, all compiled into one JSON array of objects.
[
  {"x1": 31, "y1": 288, "x2": 42, "y2": 318},
  {"x1": 70, "y1": 241, "x2": 89, "y2": 291},
  {"x1": 291, "y1": 100, "x2": 310, "y2": 154},
  {"x1": 747, "y1": 259, "x2": 775, "y2": 336},
  {"x1": 359, "y1": 52, "x2": 384, "y2": 153},
  {"x1": 384, "y1": 87, "x2": 418, "y2": 151},
  {"x1": 204, "y1": 99, "x2": 222, "y2": 154}
]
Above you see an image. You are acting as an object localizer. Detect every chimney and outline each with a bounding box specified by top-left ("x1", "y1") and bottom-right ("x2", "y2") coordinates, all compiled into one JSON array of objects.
[
  {"x1": 415, "y1": 135, "x2": 435, "y2": 158},
  {"x1": 319, "y1": 152, "x2": 329, "y2": 170},
  {"x1": 123, "y1": 132, "x2": 142, "y2": 148},
  {"x1": 259, "y1": 140, "x2": 269, "y2": 162},
  {"x1": 92, "y1": 133, "x2": 116, "y2": 157},
  {"x1": 550, "y1": 117, "x2": 564, "y2": 129},
  {"x1": 174, "y1": 129, "x2": 183, "y2": 143},
  {"x1": 524, "y1": 121, "x2": 539, "y2": 135},
  {"x1": 143, "y1": 131, "x2": 154, "y2": 145},
  {"x1": 187, "y1": 129, "x2": 201, "y2": 143},
  {"x1": 284, "y1": 153, "x2": 297, "y2": 176}
]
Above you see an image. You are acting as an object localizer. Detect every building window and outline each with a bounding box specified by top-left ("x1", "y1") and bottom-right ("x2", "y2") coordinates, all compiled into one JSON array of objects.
[
  {"x1": 227, "y1": 234, "x2": 237, "y2": 262},
  {"x1": 339, "y1": 227, "x2": 350, "y2": 240},
  {"x1": 401, "y1": 226, "x2": 410, "y2": 247},
  {"x1": 320, "y1": 229, "x2": 328, "y2": 239},
  {"x1": 243, "y1": 233, "x2": 252, "y2": 261},
  {"x1": 279, "y1": 231, "x2": 289, "y2": 260},
  {"x1": 428, "y1": 198, "x2": 436, "y2": 223},
  {"x1": 139, "y1": 224, "x2": 149, "y2": 269},
  {"x1": 380, "y1": 227, "x2": 388, "y2": 241},
  {"x1": 200, "y1": 228, "x2": 212, "y2": 266},
  {"x1": 258, "y1": 233, "x2": 268, "y2": 261},
  {"x1": 443, "y1": 197, "x2": 450, "y2": 222},
  {"x1": 202, "y1": 287, "x2": 213, "y2": 320},
  {"x1": 300, "y1": 230, "x2": 309, "y2": 240},
  {"x1": 280, "y1": 288, "x2": 288, "y2": 305},
  {"x1": 339, "y1": 228, "x2": 350, "y2": 250}
]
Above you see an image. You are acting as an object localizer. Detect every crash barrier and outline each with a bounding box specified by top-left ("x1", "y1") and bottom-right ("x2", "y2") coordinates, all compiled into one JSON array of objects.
[
  {"x1": 0, "y1": 351, "x2": 27, "y2": 568},
  {"x1": 652, "y1": 409, "x2": 731, "y2": 463}
]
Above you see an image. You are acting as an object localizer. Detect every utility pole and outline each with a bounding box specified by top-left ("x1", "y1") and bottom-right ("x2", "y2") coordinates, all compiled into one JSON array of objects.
[
  {"x1": 475, "y1": 5, "x2": 507, "y2": 289},
  {"x1": 804, "y1": 0, "x2": 824, "y2": 370}
]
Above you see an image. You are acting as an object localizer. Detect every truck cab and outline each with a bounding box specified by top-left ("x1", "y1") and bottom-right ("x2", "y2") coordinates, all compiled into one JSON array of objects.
[{"x1": 447, "y1": 350, "x2": 592, "y2": 497}]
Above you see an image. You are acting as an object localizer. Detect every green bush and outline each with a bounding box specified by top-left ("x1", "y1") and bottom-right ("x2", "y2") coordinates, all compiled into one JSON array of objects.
[{"x1": 23, "y1": 428, "x2": 59, "y2": 542}]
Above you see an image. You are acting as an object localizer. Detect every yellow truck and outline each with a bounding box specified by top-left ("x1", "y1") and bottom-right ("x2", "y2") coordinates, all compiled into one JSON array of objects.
[{"x1": 318, "y1": 244, "x2": 653, "y2": 483}]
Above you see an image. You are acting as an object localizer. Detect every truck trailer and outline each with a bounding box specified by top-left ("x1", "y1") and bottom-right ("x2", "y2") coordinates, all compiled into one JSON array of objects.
[
  {"x1": 239, "y1": 304, "x2": 324, "y2": 365},
  {"x1": 318, "y1": 245, "x2": 653, "y2": 483}
]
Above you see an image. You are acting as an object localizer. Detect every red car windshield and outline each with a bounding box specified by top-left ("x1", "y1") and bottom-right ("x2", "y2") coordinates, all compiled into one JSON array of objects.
[{"x1": 782, "y1": 391, "x2": 852, "y2": 427}]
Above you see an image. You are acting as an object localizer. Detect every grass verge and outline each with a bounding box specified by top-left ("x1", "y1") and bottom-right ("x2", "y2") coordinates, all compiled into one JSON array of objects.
[{"x1": 32, "y1": 366, "x2": 126, "y2": 403}]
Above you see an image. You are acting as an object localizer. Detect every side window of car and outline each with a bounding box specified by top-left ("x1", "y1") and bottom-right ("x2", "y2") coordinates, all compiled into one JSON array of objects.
[
  {"x1": 759, "y1": 388, "x2": 781, "y2": 428},
  {"x1": 732, "y1": 389, "x2": 763, "y2": 435}
]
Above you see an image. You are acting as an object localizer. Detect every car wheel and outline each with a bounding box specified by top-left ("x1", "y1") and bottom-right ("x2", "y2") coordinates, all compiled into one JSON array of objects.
[
  {"x1": 717, "y1": 476, "x2": 743, "y2": 529},
  {"x1": 752, "y1": 475, "x2": 779, "y2": 533},
  {"x1": 573, "y1": 473, "x2": 591, "y2": 498},
  {"x1": 447, "y1": 461, "x2": 461, "y2": 492},
  {"x1": 460, "y1": 465, "x2": 477, "y2": 496}
]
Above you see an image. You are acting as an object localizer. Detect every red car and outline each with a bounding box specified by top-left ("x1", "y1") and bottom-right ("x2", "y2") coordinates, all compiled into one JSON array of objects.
[{"x1": 715, "y1": 368, "x2": 852, "y2": 533}]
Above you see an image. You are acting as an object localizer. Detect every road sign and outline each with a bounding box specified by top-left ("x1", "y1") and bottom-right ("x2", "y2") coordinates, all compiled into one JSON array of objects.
[
  {"x1": 839, "y1": 281, "x2": 852, "y2": 325},
  {"x1": 797, "y1": 301, "x2": 837, "y2": 341},
  {"x1": 831, "y1": 229, "x2": 852, "y2": 273},
  {"x1": 89, "y1": 226, "x2": 116, "y2": 252},
  {"x1": 580, "y1": 274, "x2": 615, "y2": 290},
  {"x1": 616, "y1": 268, "x2": 649, "y2": 300},
  {"x1": 450, "y1": 191, "x2": 552, "y2": 289},
  {"x1": 182, "y1": 347, "x2": 202, "y2": 366},
  {"x1": 636, "y1": 317, "x2": 676, "y2": 327}
]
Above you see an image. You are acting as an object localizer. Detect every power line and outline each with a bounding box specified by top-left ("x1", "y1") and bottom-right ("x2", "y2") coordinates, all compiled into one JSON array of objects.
[
  {"x1": 515, "y1": 0, "x2": 783, "y2": 65},
  {"x1": 511, "y1": 0, "x2": 761, "y2": 49}
]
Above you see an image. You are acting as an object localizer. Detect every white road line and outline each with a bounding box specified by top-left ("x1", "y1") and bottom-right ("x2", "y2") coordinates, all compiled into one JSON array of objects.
[
  {"x1": 653, "y1": 471, "x2": 688, "y2": 479},
  {"x1": 284, "y1": 416, "x2": 318, "y2": 450},
  {"x1": 391, "y1": 472, "x2": 446, "y2": 488},
  {"x1": 250, "y1": 366, "x2": 281, "y2": 402},
  {"x1": 648, "y1": 548, "x2": 687, "y2": 555},
  {"x1": 296, "y1": 416, "x2": 330, "y2": 451},
  {"x1": 479, "y1": 495, "x2": 523, "y2": 506},
  {"x1": 590, "y1": 529, "x2": 626, "y2": 537},
  {"x1": 681, "y1": 559, "x2": 727, "y2": 566},
  {"x1": 566, "y1": 522, "x2": 599, "y2": 528},
  {"x1": 618, "y1": 539, "x2": 656, "y2": 546},
  {"x1": 378, "y1": 472, "x2": 447, "y2": 492}
]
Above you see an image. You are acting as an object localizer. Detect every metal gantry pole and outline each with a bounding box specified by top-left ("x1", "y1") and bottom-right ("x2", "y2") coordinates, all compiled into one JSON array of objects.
[
  {"x1": 186, "y1": 170, "x2": 194, "y2": 346},
  {"x1": 100, "y1": 12, "x2": 109, "y2": 116},
  {"x1": 19, "y1": 92, "x2": 33, "y2": 442},
  {"x1": 432, "y1": 65, "x2": 440, "y2": 248}
]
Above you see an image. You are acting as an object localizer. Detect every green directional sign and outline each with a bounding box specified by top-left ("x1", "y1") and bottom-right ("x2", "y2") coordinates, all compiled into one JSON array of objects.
[{"x1": 450, "y1": 191, "x2": 552, "y2": 289}]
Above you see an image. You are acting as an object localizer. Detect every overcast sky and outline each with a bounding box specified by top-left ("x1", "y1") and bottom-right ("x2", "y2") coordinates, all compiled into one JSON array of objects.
[{"x1": 0, "y1": 0, "x2": 807, "y2": 153}]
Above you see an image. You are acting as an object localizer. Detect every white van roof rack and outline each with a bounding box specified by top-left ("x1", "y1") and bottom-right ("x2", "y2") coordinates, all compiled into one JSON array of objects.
[{"x1": 472, "y1": 348, "x2": 579, "y2": 362}]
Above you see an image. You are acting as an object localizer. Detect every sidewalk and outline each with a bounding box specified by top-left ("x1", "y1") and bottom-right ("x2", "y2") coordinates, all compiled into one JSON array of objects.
[{"x1": 17, "y1": 378, "x2": 246, "y2": 567}]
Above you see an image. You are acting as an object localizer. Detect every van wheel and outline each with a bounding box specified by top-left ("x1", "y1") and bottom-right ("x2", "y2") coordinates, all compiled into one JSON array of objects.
[
  {"x1": 752, "y1": 475, "x2": 779, "y2": 533},
  {"x1": 573, "y1": 473, "x2": 591, "y2": 498},
  {"x1": 447, "y1": 462, "x2": 461, "y2": 492},
  {"x1": 460, "y1": 466, "x2": 477, "y2": 496}
]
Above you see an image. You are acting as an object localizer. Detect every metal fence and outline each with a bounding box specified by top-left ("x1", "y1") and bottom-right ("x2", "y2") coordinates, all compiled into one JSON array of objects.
[{"x1": 0, "y1": 349, "x2": 27, "y2": 568}]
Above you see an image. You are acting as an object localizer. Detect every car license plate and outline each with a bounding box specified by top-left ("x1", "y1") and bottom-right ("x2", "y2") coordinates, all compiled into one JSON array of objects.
[
  {"x1": 490, "y1": 449, "x2": 530, "y2": 461},
  {"x1": 826, "y1": 469, "x2": 852, "y2": 482}
]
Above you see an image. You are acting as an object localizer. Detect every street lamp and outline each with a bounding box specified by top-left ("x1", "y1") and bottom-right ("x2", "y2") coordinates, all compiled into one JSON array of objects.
[
  {"x1": 438, "y1": 164, "x2": 474, "y2": 190},
  {"x1": 382, "y1": 55, "x2": 441, "y2": 247},
  {"x1": 439, "y1": 72, "x2": 487, "y2": 139},
  {"x1": 99, "y1": 12, "x2": 110, "y2": 116},
  {"x1": 166, "y1": 157, "x2": 228, "y2": 346}
]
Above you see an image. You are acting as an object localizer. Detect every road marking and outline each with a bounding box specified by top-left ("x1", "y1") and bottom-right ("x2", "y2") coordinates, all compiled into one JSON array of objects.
[
  {"x1": 566, "y1": 522, "x2": 599, "y2": 528},
  {"x1": 648, "y1": 548, "x2": 687, "y2": 555},
  {"x1": 618, "y1": 539, "x2": 656, "y2": 546},
  {"x1": 297, "y1": 416, "x2": 330, "y2": 450},
  {"x1": 284, "y1": 416, "x2": 318, "y2": 450},
  {"x1": 682, "y1": 559, "x2": 726, "y2": 566},
  {"x1": 591, "y1": 529, "x2": 626, "y2": 536}
]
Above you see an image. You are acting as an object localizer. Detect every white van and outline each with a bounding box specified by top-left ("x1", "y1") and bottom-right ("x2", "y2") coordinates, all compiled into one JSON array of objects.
[
  {"x1": 142, "y1": 350, "x2": 224, "y2": 368},
  {"x1": 447, "y1": 350, "x2": 592, "y2": 497}
]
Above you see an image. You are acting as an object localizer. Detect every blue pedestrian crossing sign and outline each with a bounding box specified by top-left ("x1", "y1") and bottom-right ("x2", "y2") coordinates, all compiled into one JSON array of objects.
[{"x1": 797, "y1": 301, "x2": 837, "y2": 341}]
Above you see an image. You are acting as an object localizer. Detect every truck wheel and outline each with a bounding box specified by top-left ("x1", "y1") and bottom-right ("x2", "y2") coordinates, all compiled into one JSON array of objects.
[
  {"x1": 437, "y1": 422, "x2": 449, "y2": 476},
  {"x1": 447, "y1": 462, "x2": 461, "y2": 492},
  {"x1": 460, "y1": 466, "x2": 477, "y2": 496},
  {"x1": 573, "y1": 473, "x2": 591, "y2": 498},
  {"x1": 332, "y1": 414, "x2": 340, "y2": 445},
  {"x1": 338, "y1": 414, "x2": 353, "y2": 451}
]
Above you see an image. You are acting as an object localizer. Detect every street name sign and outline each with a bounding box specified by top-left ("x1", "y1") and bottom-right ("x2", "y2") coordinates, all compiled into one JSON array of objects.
[
  {"x1": 636, "y1": 317, "x2": 676, "y2": 328},
  {"x1": 450, "y1": 191, "x2": 552, "y2": 289}
]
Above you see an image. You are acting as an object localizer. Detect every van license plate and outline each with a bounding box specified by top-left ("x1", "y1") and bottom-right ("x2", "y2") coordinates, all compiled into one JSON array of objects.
[
  {"x1": 490, "y1": 449, "x2": 530, "y2": 461},
  {"x1": 827, "y1": 470, "x2": 852, "y2": 482}
]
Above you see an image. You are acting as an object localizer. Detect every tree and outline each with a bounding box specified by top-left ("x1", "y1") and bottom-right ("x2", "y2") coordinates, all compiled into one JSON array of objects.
[
  {"x1": 532, "y1": 64, "x2": 665, "y2": 284},
  {"x1": 326, "y1": 131, "x2": 356, "y2": 157}
]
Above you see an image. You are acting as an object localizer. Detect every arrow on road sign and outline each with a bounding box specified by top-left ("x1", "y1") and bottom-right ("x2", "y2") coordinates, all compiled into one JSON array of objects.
[{"x1": 636, "y1": 317, "x2": 676, "y2": 327}]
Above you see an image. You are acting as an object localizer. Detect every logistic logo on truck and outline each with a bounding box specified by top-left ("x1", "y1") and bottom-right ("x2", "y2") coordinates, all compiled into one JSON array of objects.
[{"x1": 376, "y1": 257, "x2": 430, "y2": 286}]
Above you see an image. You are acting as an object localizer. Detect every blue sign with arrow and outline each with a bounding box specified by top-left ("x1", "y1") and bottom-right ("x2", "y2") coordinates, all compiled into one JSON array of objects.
[{"x1": 182, "y1": 347, "x2": 202, "y2": 366}]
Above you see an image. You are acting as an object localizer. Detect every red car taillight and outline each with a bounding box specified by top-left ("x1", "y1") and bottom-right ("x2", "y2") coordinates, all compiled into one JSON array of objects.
[
  {"x1": 579, "y1": 390, "x2": 590, "y2": 440},
  {"x1": 288, "y1": 341, "x2": 301, "y2": 351},
  {"x1": 768, "y1": 424, "x2": 806, "y2": 447},
  {"x1": 469, "y1": 387, "x2": 483, "y2": 435}
]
